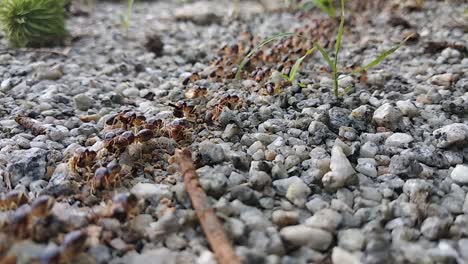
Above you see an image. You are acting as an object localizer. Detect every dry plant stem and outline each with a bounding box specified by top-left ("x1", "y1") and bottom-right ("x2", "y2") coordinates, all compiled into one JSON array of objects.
[
  {"x1": 15, "y1": 116, "x2": 46, "y2": 135},
  {"x1": 175, "y1": 149, "x2": 241, "y2": 264},
  {"x1": 0, "y1": 47, "x2": 70, "y2": 56}
]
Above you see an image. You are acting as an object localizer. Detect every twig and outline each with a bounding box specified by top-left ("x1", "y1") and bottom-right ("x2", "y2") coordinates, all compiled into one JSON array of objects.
[
  {"x1": 15, "y1": 116, "x2": 47, "y2": 135},
  {"x1": 175, "y1": 149, "x2": 241, "y2": 264},
  {"x1": 0, "y1": 47, "x2": 70, "y2": 57}
]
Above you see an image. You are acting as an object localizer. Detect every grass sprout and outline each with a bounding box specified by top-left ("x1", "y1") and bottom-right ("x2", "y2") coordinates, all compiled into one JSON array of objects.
[
  {"x1": 313, "y1": 0, "x2": 411, "y2": 97},
  {"x1": 313, "y1": 0, "x2": 345, "y2": 96},
  {"x1": 0, "y1": 0, "x2": 67, "y2": 47},
  {"x1": 311, "y1": 0, "x2": 336, "y2": 17},
  {"x1": 236, "y1": 0, "x2": 411, "y2": 97},
  {"x1": 283, "y1": 47, "x2": 316, "y2": 84},
  {"x1": 121, "y1": 0, "x2": 135, "y2": 32}
]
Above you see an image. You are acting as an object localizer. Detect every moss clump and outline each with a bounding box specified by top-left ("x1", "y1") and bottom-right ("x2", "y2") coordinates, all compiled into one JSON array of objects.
[{"x1": 0, "y1": 0, "x2": 67, "y2": 48}]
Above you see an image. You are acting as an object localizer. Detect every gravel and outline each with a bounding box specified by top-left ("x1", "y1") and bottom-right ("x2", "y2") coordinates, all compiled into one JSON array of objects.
[{"x1": 0, "y1": 0, "x2": 466, "y2": 263}]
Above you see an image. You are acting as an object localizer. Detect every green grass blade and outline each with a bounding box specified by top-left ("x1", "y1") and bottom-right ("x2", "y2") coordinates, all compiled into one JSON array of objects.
[
  {"x1": 235, "y1": 32, "x2": 295, "y2": 80},
  {"x1": 289, "y1": 47, "x2": 316, "y2": 83},
  {"x1": 333, "y1": 0, "x2": 345, "y2": 66},
  {"x1": 312, "y1": 0, "x2": 336, "y2": 17},
  {"x1": 314, "y1": 43, "x2": 333, "y2": 70},
  {"x1": 352, "y1": 34, "x2": 415, "y2": 74}
]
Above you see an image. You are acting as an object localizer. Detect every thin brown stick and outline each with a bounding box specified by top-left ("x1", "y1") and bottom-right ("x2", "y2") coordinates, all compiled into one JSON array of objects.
[
  {"x1": 0, "y1": 47, "x2": 70, "y2": 57},
  {"x1": 175, "y1": 148, "x2": 241, "y2": 264},
  {"x1": 15, "y1": 116, "x2": 47, "y2": 135}
]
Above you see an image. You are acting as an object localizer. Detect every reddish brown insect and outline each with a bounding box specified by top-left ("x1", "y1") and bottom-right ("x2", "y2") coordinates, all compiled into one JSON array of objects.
[
  {"x1": 169, "y1": 101, "x2": 197, "y2": 120},
  {"x1": 132, "y1": 115, "x2": 146, "y2": 128},
  {"x1": 135, "y1": 129, "x2": 154, "y2": 143},
  {"x1": 182, "y1": 73, "x2": 201, "y2": 85},
  {"x1": 0, "y1": 191, "x2": 29, "y2": 211},
  {"x1": 144, "y1": 118, "x2": 164, "y2": 131},
  {"x1": 9, "y1": 204, "x2": 31, "y2": 239},
  {"x1": 105, "y1": 110, "x2": 137, "y2": 130},
  {"x1": 68, "y1": 147, "x2": 97, "y2": 176},
  {"x1": 109, "y1": 193, "x2": 139, "y2": 222},
  {"x1": 184, "y1": 86, "x2": 207, "y2": 99},
  {"x1": 60, "y1": 230, "x2": 88, "y2": 263},
  {"x1": 211, "y1": 95, "x2": 243, "y2": 122},
  {"x1": 40, "y1": 245, "x2": 62, "y2": 264},
  {"x1": 30, "y1": 195, "x2": 55, "y2": 218},
  {"x1": 91, "y1": 167, "x2": 111, "y2": 191},
  {"x1": 110, "y1": 131, "x2": 135, "y2": 153},
  {"x1": 164, "y1": 119, "x2": 190, "y2": 141}
]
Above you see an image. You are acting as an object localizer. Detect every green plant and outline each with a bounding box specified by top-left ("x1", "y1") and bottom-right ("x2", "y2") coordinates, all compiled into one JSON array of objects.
[
  {"x1": 314, "y1": 0, "x2": 345, "y2": 97},
  {"x1": 0, "y1": 0, "x2": 67, "y2": 48},
  {"x1": 313, "y1": 0, "x2": 412, "y2": 97},
  {"x1": 236, "y1": 0, "x2": 411, "y2": 97},
  {"x1": 121, "y1": 0, "x2": 135, "y2": 32},
  {"x1": 282, "y1": 47, "x2": 316, "y2": 85},
  {"x1": 311, "y1": 0, "x2": 336, "y2": 17}
]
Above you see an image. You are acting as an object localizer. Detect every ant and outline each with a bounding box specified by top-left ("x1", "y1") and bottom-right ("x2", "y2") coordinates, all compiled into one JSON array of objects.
[
  {"x1": 0, "y1": 190, "x2": 29, "y2": 211},
  {"x1": 168, "y1": 101, "x2": 197, "y2": 121},
  {"x1": 68, "y1": 147, "x2": 97, "y2": 179},
  {"x1": 211, "y1": 95, "x2": 243, "y2": 122}
]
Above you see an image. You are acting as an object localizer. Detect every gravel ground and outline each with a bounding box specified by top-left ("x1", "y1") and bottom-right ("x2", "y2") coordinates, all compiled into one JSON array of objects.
[{"x1": 0, "y1": 0, "x2": 467, "y2": 263}]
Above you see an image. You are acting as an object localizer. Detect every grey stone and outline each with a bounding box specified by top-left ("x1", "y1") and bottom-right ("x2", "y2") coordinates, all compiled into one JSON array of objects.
[
  {"x1": 405, "y1": 145, "x2": 449, "y2": 169},
  {"x1": 222, "y1": 124, "x2": 240, "y2": 140},
  {"x1": 36, "y1": 65, "x2": 63, "y2": 80},
  {"x1": 89, "y1": 245, "x2": 112, "y2": 264},
  {"x1": 356, "y1": 158, "x2": 378, "y2": 177},
  {"x1": 6, "y1": 147, "x2": 48, "y2": 186},
  {"x1": 420, "y1": 217, "x2": 451, "y2": 240},
  {"x1": 403, "y1": 179, "x2": 431, "y2": 202},
  {"x1": 29, "y1": 179, "x2": 48, "y2": 193},
  {"x1": 130, "y1": 248, "x2": 177, "y2": 264},
  {"x1": 287, "y1": 180, "x2": 311, "y2": 208},
  {"x1": 328, "y1": 107, "x2": 351, "y2": 131},
  {"x1": 396, "y1": 100, "x2": 418, "y2": 117},
  {"x1": 230, "y1": 185, "x2": 257, "y2": 206},
  {"x1": 247, "y1": 141, "x2": 265, "y2": 155},
  {"x1": 249, "y1": 170, "x2": 271, "y2": 191},
  {"x1": 280, "y1": 225, "x2": 333, "y2": 251},
  {"x1": 389, "y1": 155, "x2": 422, "y2": 177},
  {"x1": 451, "y1": 164, "x2": 468, "y2": 185},
  {"x1": 271, "y1": 163, "x2": 288, "y2": 179},
  {"x1": 429, "y1": 73, "x2": 455, "y2": 88},
  {"x1": 198, "y1": 167, "x2": 228, "y2": 197},
  {"x1": 338, "y1": 229, "x2": 365, "y2": 251},
  {"x1": 129, "y1": 214, "x2": 153, "y2": 237},
  {"x1": 372, "y1": 103, "x2": 402, "y2": 130},
  {"x1": 73, "y1": 94, "x2": 94, "y2": 111},
  {"x1": 199, "y1": 140, "x2": 225, "y2": 165},
  {"x1": 273, "y1": 176, "x2": 311, "y2": 207},
  {"x1": 308, "y1": 121, "x2": 331, "y2": 145},
  {"x1": 360, "y1": 141, "x2": 379, "y2": 158},
  {"x1": 458, "y1": 239, "x2": 468, "y2": 261},
  {"x1": 230, "y1": 152, "x2": 251, "y2": 171},
  {"x1": 322, "y1": 145, "x2": 356, "y2": 190},
  {"x1": 271, "y1": 210, "x2": 299, "y2": 226},
  {"x1": 131, "y1": 183, "x2": 172, "y2": 201},
  {"x1": 305, "y1": 208, "x2": 343, "y2": 232},
  {"x1": 240, "y1": 209, "x2": 271, "y2": 231},
  {"x1": 48, "y1": 125, "x2": 69, "y2": 142},
  {"x1": 284, "y1": 154, "x2": 301, "y2": 169},
  {"x1": 385, "y1": 133, "x2": 414, "y2": 147},
  {"x1": 306, "y1": 197, "x2": 329, "y2": 213},
  {"x1": 433, "y1": 123, "x2": 468, "y2": 148},
  {"x1": 332, "y1": 247, "x2": 362, "y2": 264},
  {"x1": 350, "y1": 105, "x2": 374, "y2": 131}
]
